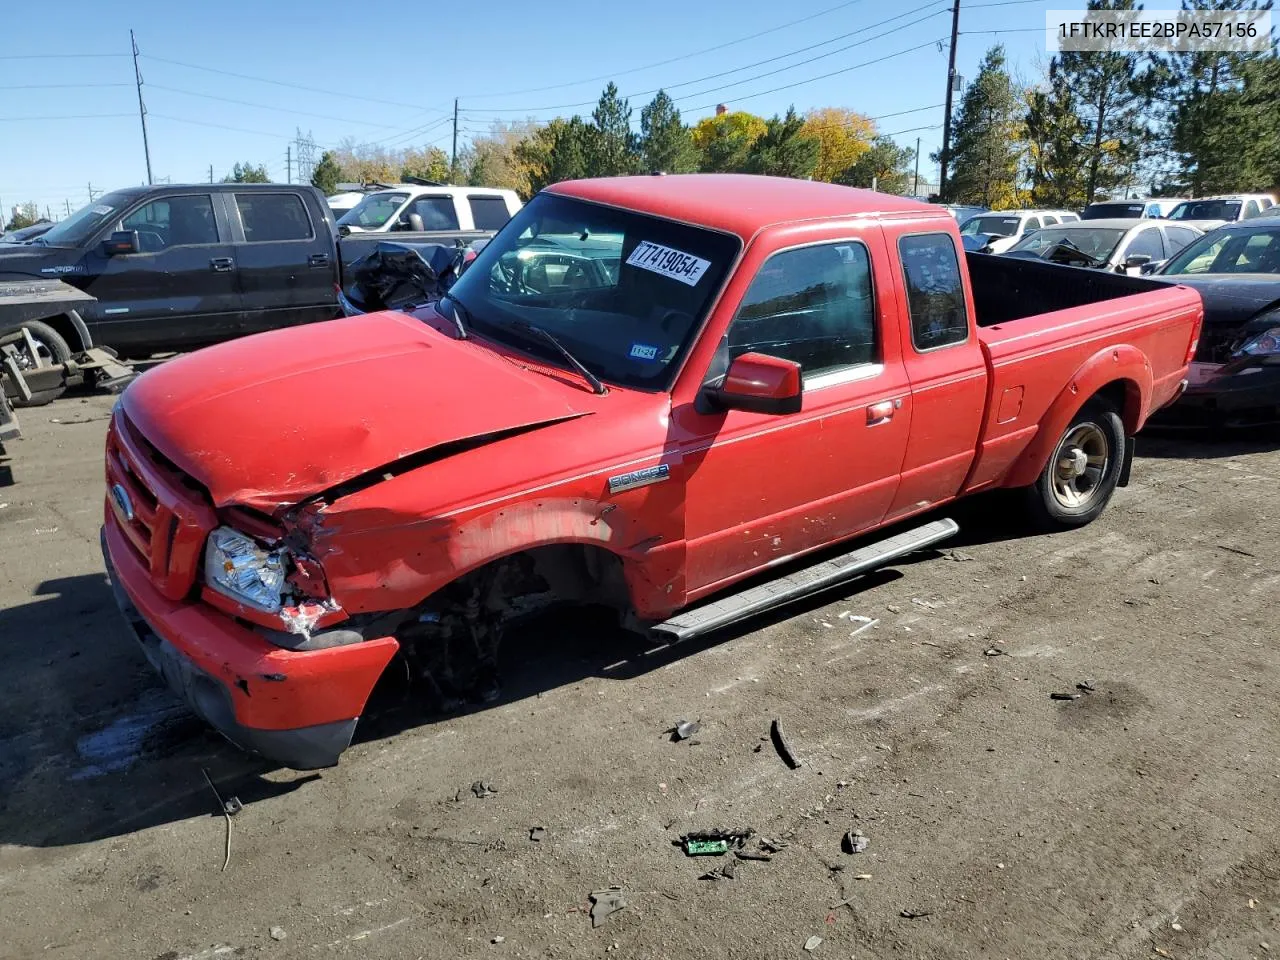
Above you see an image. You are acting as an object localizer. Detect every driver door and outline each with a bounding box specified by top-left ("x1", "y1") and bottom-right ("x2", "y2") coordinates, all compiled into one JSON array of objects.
[
  {"x1": 674, "y1": 227, "x2": 912, "y2": 597},
  {"x1": 83, "y1": 192, "x2": 241, "y2": 354}
]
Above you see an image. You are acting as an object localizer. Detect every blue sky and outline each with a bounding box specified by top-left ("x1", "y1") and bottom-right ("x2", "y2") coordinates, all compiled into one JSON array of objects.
[{"x1": 2, "y1": 0, "x2": 1183, "y2": 217}]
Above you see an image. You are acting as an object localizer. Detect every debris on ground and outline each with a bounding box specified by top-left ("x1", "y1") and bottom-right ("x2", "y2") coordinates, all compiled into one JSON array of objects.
[
  {"x1": 699, "y1": 858, "x2": 737, "y2": 881},
  {"x1": 200, "y1": 768, "x2": 234, "y2": 872},
  {"x1": 1076, "y1": 680, "x2": 1097, "y2": 693},
  {"x1": 804, "y1": 935, "x2": 823, "y2": 951},
  {"x1": 529, "y1": 827, "x2": 546, "y2": 842},
  {"x1": 588, "y1": 889, "x2": 627, "y2": 928},
  {"x1": 491, "y1": 936, "x2": 505, "y2": 944},
  {"x1": 842, "y1": 830, "x2": 869, "y2": 854},
  {"x1": 223, "y1": 796, "x2": 243, "y2": 817},
  {"x1": 734, "y1": 850, "x2": 773, "y2": 862},
  {"x1": 758, "y1": 837, "x2": 789, "y2": 853},
  {"x1": 900, "y1": 909, "x2": 932, "y2": 920},
  {"x1": 770, "y1": 718, "x2": 801, "y2": 769},
  {"x1": 678, "y1": 829, "x2": 752, "y2": 856},
  {"x1": 269, "y1": 926, "x2": 287, "y2": 941},
  {"x1": 471, "y1": 780, "x2": 499, "y2": 798},
  {"x1": 1050, "y1": 692, "x2": 1081, "y2": 702},
  {"x1": 849, "y1": 616, "x2": 880, "y2": 637},
  {"x1": 670, "y1": 719, "x2": 701, "y2": 741},
  {"x1": 943, "y1": 550, "x2": 975, "y2": 562},
  {"x1": 983, "y1": 646, "x2": 1008, "y2": 657}
]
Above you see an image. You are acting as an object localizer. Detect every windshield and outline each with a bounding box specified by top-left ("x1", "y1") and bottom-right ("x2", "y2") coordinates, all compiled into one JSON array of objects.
[
  {"x1": 446, "y1": 192, "x2": 741, "y2": 391},
  {"x1": 36, "y1": 191, "x2": 134, "y2": 246},
  {"x1": 960, "y1": 215, "x2": 1020, "y2": 237},
  {"x1": 337, "y1": 192, "x2": 409, "y2": 229},
  {"x1": 1010, "y1": 227, "x2": 1126, "y2": 261},
  {"x1": 1082, "y1": 203, "x2": 1145, "y2": 220},
  {"x1": 1161, "y1": 226, "x2": 1280, "y2": 275},
  {"x1": 1169, "y1": 200, "x2": 1241, "y2": 222}
]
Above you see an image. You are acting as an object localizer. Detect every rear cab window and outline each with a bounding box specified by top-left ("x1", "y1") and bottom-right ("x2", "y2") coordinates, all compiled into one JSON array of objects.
[
  {"x1": 235, "y1": 193, "x2": 313, "y2": 242},
  {"x1": 898, "y1": 234, "x2": 969, "y2": 350},
  {"x1": 405, "y1": 196, "x2": 460, "y2": 231},
  {"x1": 469, "y1": 195, "x2": 512, "y2": 231}
]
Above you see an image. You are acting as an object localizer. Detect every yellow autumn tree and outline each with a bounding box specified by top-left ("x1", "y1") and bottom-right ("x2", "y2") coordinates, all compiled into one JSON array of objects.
[
  {"x1": 691, "y1": 111, "x2": 768, "y2": 172},
  {"x1": 801, "y1": 108, "x2": 877, "y2": 183}
]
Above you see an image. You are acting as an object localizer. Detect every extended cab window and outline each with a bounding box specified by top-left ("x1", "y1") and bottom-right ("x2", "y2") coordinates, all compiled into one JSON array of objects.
[
  {"x1": 235, "y1": 193, "x2": 312, "y2": 242},
  {"x1": 469, "y1": 196, "x2": 511, "y2": 231},
  {"x1": 121, "y1": 195, "x2": 218, "y2": 251},
  {"x1": 723, "y1": 242, "x2": 876, "y2": 380},
  {"x1": 899, "y1": 233, "x2": 969, "y2": 350}
]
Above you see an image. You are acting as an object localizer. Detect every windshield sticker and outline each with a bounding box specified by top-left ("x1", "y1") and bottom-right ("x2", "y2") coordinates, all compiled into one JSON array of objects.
[
  {"x1": 629, "y1": 343, "x2": 660, "y2": 361},
  {"x1": 626, "y1": 241, "x2": 711, "y2": 286},
  {"x1": 91, "y1": 205, "x2": 114, "y2": 215}
]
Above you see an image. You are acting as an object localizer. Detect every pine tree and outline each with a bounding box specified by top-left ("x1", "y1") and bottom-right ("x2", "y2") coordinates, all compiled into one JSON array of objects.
[
  {"x1": 938, "y1": 45, "x2": 1022, "y2": 207},
  {"x1": 588, "y1": 83, "x2": 639, "y2": 177},
  {"x1": 223, "y1": 162, "x2": 270, "y2": 183},
  {"x1": 691, "y1": 111, "x2": 767, "y2": 172},
  {"x1": 743, "y1": 108, "x2": 820, "y2": 179},
  {"x1": 639, "y1": 90, "x2": 697, "y2": 174},
  {"x1": 517, "y1": 118, "x2": 594, "y2": 193},
  {"x1": 310, "y1": 151, "x2": 342, "y2": 195},
  {"x1": 839, "y1": 137, "x2": 916, "y2": 194},
  {"x1": 1024, "y1": 62, "x2": 1089, "y2": 208},
  {"x1": 1053, "y1": 0, "x2": 1156, "y2": 203}
]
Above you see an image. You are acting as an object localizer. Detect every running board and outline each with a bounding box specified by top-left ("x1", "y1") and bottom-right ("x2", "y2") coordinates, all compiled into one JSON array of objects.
[{"x1": 652, "y1": 518, "x2": 960, "y2": 642}]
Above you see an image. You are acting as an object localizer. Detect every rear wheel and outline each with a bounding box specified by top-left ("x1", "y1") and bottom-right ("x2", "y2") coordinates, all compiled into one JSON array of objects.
[
  {"x1": 1, "y1": 320, "x2": 72, "y2": 406},
  {"x1": 1025, "y1": 398, "x2": 1125, "y2": 529}
]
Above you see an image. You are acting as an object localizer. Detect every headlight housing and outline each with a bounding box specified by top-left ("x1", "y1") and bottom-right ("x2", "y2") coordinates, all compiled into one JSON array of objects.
[
  {"x1": 1236, "y1": 326, "x2": 1280, "y2": 357},
  {"x1": 204, "y1": 527, "x2": 287, "y2": 612}
]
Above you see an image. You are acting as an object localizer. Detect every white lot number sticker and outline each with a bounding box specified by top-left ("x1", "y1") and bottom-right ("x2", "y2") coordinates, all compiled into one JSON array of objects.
[{"x1": 626, "y1": 241, "x2": 711, "y2": 286}]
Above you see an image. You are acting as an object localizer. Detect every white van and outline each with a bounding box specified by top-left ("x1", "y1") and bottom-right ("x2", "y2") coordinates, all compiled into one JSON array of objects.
[{"x1": 337, "y1": 186, "x2": 522, "y2": 234}]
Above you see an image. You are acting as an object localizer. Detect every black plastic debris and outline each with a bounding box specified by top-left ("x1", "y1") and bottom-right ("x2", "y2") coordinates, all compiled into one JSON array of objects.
[
  {"x1": 588, "y1": 889, "x2": 627, "y2": 928},
  {"x1": 842, "y1": 829, "x2": 869, "y2": 854},
  {"x1": 670, "y1": 720, "x2": 701, "y2": 742},
  {"x1": 900, "y1": 909, "x2": 932, "y2": 920},
  {"x1": 770, "y1": 719, "x2": 801, "y2": 769},
  {"x1": 1050, "y1": 692, "x2": 1081, "y2": 702},
  {"x1": 1076, "y1": 679, "x2": 1097, "y2": 693},
  {"x1": 471, "y1": 780, "x2": 499, "y2": 798},
  {"x1": 529, "y1": 827, "x2": 546, "y2": 842}
]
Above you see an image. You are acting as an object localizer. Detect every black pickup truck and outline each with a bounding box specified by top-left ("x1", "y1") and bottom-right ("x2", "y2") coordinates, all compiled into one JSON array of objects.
[{"x1": 0, "y1": 183, "x2": 495, "y2": 358}]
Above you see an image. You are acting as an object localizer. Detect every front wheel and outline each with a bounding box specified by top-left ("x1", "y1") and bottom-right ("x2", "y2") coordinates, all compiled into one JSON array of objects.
[
  {"x1": 1024, "y1": 398, "x2": 1126, "y2": 529},
  {"x1": 1, "y1": 320, "x2": 73, "y2": 407}
]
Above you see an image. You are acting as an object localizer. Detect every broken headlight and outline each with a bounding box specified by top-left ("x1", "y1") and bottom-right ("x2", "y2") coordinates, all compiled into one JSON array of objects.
[
  {"x1": 1236, "y1": 326, "x2": 1280, "y2": 357},
  {"x1": 204, "y1": 527, "x2": 287, "y2": 612}
]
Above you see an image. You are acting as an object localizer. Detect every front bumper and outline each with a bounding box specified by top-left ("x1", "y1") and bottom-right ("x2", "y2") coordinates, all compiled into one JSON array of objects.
[
  {"x1": 101, "y1": 518, "x2": 399, "y2": 769},
  {"x1": 1153, "y1": 366, "x2": 1280, "y2": 428}
]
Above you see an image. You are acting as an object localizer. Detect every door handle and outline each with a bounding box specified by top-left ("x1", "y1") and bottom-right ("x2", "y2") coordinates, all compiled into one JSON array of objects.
[
  {"x1": 867, "y1": 400, "x2": 896, "y2": 425},
  {"x1": 209, "y1": 257, "x2": 234, "y2": 272},
  {"x1": 308, "y1": 253, "x2": 329, "y2": 267}
]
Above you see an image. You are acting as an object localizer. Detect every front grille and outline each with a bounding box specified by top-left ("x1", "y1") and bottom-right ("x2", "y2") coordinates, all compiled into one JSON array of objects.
[
  {"x1": 1195, "y1": 325, "x2": 1245, "y2": 364},
  {"x1": 105, "y1": 413, "x2": 218, "y2": 601}
]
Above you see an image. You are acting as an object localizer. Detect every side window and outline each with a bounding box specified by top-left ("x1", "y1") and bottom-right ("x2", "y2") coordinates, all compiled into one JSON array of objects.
[
  {"x1": 1244, "y1": 200, "x2": 1261, "y2": 219},
  {"x1": 898, "y1": 233, "x2": 969, "y2": 351},
  {"x1": 469, "y1": 196, "x2": 511, "y2": 231},
  {"x1": 1042, "y1": 215, "x2": 1059, "y2": 226},
  {"x1": 235, "y1": 193, "x2": 312, "y2": 242},
  {"x1": 407, "y1": 196, "x2": 460, "y2": 231},
  {"x1": 1164, "y1": 226, "x2": 1198, "y2": 252},
  {"x1": 1024, "y1": 217, "x2": 1042, "y2": 231},
  {"x1": 1126, "y1": 227, "x2": 1165, "y2": 260},
  {"x1": 122, "y1": 195, "x2": 218, "y2": 251},
  {"x1": 722, "y1": 241, "x2": 877, "y2": 381}
]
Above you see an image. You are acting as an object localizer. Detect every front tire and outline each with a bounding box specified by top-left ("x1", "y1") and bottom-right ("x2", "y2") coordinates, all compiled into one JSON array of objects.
[
  {"x1": 1025, "y1": 398, "x2": 1125, "y2": 529},
  {"x1": 1, "y1": 320, "x2": 72, "y2": 407}
]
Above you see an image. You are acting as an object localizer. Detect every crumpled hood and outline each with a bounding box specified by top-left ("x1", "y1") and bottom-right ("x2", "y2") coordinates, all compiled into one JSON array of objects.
[
  {"x1": 122, "y1": 310, "x2": 597, "y2": 511},
  {"x1": 1164, "y1": 274, "x2": 1280, "y2": 326}
]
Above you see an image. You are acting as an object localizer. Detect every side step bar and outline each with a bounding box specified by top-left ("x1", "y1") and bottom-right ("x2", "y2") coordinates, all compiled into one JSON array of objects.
[{"x1": 651, "y1": 518, "x2": 959, "y2": 642}]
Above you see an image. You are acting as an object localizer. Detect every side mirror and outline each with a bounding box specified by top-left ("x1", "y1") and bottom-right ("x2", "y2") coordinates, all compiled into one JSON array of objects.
[
  {"x1": 103, "y1": 230, "x2": 138, "y2": 256},
  {"x1": 1123, "y1": 253, "x2": 1152, "y2": 269},
  {"x1": 708, "y1": 352, "x2": 803, "y2": 415}
]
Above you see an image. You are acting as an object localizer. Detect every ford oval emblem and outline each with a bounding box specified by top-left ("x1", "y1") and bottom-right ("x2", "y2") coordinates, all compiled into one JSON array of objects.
[{"x1": 110, "y1": 483, "x2": 135, "y2": 522}]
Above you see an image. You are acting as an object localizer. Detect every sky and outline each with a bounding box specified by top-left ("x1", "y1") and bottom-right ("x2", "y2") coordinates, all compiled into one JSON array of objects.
[{"x1": 1, "y1": 0, "x2": 1187, "y2": 218}]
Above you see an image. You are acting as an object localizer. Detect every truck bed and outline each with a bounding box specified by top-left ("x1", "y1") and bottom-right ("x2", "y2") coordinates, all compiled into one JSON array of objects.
[{"x1": 963, "y1": 253, "x2": 1203, "y2": 493}]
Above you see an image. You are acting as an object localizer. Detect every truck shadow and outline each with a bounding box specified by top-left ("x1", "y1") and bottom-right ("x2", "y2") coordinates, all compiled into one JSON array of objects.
[
  {"x1": 1136, "y1": 426, "x2": 1280, "y2": 460},
  {"x1": 0, "y1": 493, "x2": 1055, "y2": 850}
]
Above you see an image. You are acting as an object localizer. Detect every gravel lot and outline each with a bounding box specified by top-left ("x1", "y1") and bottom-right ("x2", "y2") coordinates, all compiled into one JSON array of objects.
[{"x1": 1, "y1": 393, "x2": 1277, "y2": 960}]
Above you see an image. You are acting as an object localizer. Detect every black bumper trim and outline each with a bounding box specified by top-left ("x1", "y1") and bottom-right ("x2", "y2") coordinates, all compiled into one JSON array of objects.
[{"x1": 101, "y1": 527, "x2": 356, "y2": 769}]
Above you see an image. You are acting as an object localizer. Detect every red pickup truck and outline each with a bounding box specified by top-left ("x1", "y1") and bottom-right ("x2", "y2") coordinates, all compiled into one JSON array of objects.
[{"x1": 101, "y1": 175, "x2": 1202, "y2": 768}]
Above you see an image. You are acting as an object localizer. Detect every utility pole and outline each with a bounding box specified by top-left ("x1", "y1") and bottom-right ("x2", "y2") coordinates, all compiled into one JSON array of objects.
[
  {"x1": 209, "y1": 164, "x2": 214, "y2": 184},
  {"x1": 64, "y1": 199, "x2": 72, "y2": 217},
  {"x1": 46, "y1": 205, "x2": 52, "y2": 221},
  {"x1": 914, "y1": 137, "x2": 921, "y2": 197},
  {"x1": 130, "y1": 29, "x2": 154, "y2": 185},
  {"x1": 87, "y1": 182, "x2": 100, "y2": 202},
  {"x1": 286, "y1": 144, "x2": 292, "y2": 184},
  {"x1": 451, "y1": 98, "x2": 459, "y2": 175},
  {"x1": 937, "y1": 0, "x2": 961, "y2": 201}
]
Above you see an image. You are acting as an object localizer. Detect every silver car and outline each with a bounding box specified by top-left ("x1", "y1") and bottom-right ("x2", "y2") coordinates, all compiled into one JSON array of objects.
[{"x1": 1002, "y1": 218, "x2": 1203, "y2": 274}]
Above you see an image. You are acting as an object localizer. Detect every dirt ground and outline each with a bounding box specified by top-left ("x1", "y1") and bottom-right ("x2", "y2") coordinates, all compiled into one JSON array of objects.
[{"x1": 0, "y1": 392, "x2": 1277, "y2": 960}]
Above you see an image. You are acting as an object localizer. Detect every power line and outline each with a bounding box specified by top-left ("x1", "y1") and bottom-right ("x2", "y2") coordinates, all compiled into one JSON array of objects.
[
  {"x1": 465, "y1": 2, "x2": 949, "y2": 113},
  {"x1": 683, "y1": 37, "x2": 947, "y2": 112},
  {"x1": 0, "y1": 113, "x2": 134, "y2": 121},
  {"x1": 138, "y1": 54, "x2": 453, "y2": 114},
  {"x1": 4, "y1": 82, "x2": 131, "y2": 89},
  {"x1": 0, "y1": 52, "x2": 127, "y2": 60},
  {"x1": 462, "y1": 0, "x2": 875, "y2": 100},
  {"x1": 146, "y1": 83, "x2": 399, "y2": 127},
  {"x1": 149, "y1": 112, "x2": 317, "y2": 141}
]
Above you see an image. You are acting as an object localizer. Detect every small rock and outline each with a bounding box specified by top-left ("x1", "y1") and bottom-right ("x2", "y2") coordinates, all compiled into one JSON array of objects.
[
  {"x1": 269, "y1": 926, "x2": 287, "y2": 941},
  {"x1": 842, "y1": 830, "x2": 869, "y2": 854},
  {"x1": 529, "y1": 827, "x2": 546, "y2": 842},
  {"x1": 1248, "y1": 899, "x2": 1258, "y2": 909},
  {"x1": 672, "y1": 720, "x2": 700, "y2": 741},
  {"x1": 471, "y1": 780, "x2": 498, "y2": 798},
  {"x1": 1171, "y1": 923, "x2": 1183, "y2": 932},
  {"x1": 804, "y1": 935, "x2": 823, "y2": 952},
  {"x1": 492, "y1": 936, "x2": 505, "y2": 944}
]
